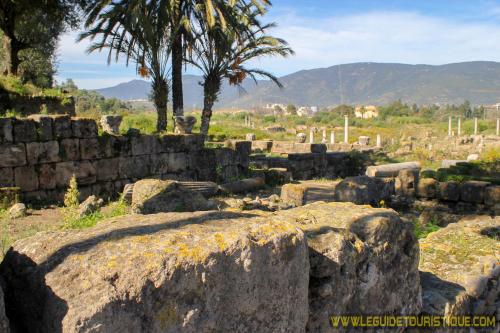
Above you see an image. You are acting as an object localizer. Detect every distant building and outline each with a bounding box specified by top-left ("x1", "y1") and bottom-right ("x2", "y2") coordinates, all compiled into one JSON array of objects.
[
  {"x1": 482, "y1": 103, "x2": 500, "y2": 119},
  {"x1": 355, "y1": 105, "x2": 379, "y2": 119},
  {"x1": 264, "y1": 103, "x2": 287, "y2": 115},
  {"x1": 297, "y1": 106, "x2": 318, "y2": 117}
]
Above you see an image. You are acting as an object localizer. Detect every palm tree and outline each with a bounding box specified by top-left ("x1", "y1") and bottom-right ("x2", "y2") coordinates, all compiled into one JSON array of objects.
[
  {"x1": 187, "y1": 15, "x2": 293, "y2": 136},
  {"x1": 169, "y1": 0, "x2": 271, "y2": 121},
  {"x1": 80, "y1": 0, "x2": 172, "y2": 131}
]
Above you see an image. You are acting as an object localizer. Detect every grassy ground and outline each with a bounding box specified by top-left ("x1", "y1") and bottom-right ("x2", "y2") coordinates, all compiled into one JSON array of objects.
[
  {"x1": 0, "y1": 199, "x2": 130, "y2": 259},
  {"x1": 113, "y1": 110, "x2": 498, "y2": 169}
]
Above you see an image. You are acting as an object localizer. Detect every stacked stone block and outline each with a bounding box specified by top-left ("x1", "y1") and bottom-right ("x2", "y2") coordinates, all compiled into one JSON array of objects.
[{"x1": 0, "y1": 116, "x2": 250, "y2": 204}]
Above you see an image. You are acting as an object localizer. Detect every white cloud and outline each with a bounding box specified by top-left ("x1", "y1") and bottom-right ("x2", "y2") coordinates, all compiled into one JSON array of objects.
[
  {"x1": 56, "y1": 9, "x2": 500, "y2": 86},
  {"x1": 254, "y1": 10, "x2": 500, "y2": 74}
]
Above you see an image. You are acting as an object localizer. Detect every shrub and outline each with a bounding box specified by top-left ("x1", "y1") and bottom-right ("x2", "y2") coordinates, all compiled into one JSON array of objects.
[
  {"x1": 64, "y1": 175, "x2": 80, "y2": 208},
  {"x1": 413, "y1": 219, "x2": 441, "y2": 239}
]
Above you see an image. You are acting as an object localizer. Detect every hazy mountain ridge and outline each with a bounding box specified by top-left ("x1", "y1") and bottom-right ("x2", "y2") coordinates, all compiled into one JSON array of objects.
[{"x1": 95, "y1": 61, "x2": 500, "y2": 107}]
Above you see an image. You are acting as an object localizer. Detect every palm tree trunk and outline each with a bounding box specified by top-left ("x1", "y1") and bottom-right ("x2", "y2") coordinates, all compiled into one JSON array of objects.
[
  {"x1": 171, "y1": 33, "x2": 184, "y2": 119},
  {"x1": 152, "y1": 77, "x2": 168, "y2": 132},
  {"x1": 200, "y1": 77, "x2": 221, "y2": 137}
]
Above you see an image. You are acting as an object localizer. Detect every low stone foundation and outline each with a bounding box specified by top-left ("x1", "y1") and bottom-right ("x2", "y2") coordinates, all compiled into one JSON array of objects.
[
  {"x1": 250, "y1": 151, "x2": 370, "y2": 180},
  {"x1": 0, "y1": 116, "x2": 250, "y2": 204}
]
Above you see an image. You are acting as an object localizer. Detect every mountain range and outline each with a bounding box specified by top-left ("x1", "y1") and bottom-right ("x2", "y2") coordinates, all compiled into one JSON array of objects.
[{"x1": 95, "y1": 61, "x2": 500, "y2": 107}]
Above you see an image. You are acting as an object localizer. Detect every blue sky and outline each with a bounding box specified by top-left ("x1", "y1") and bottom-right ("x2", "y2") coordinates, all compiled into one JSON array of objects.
[{"x1": 56, "y1": 0, "x2": 500, "y2": 89}]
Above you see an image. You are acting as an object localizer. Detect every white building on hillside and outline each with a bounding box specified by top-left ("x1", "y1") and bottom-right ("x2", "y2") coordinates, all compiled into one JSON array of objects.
[{"x1": 355, "y1": 105, "x2": 379, "y2": 119}]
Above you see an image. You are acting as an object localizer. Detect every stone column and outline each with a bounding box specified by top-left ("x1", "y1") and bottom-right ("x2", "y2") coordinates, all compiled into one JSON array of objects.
[
  {"x1": 474, "y1": 117, "x2": 478, "y2": 135},
  {"x1": 497, "y1": 118, "x2": 499, "y2": 136},
  {"x1": 457, "y1": 117, "x2": 461, "y2": 136},
  {"x1": 376, "y1": 134, "x2": 381, "y2": 148},
  {"x1": 448, "y1": 116, "x2": 452, "y2": 136},
  {"x1": 322, "y1": 129, "x2": 327, "y2": 143},
  {"x1": 309, "y1": 129, "x2": 314, "y2": 144},
  {"x1": 344, "y1": 115, "x2": 349, "y2": 143},
  {"x1": 330, "y1": 130, "x2": 335, "y2": 144}
]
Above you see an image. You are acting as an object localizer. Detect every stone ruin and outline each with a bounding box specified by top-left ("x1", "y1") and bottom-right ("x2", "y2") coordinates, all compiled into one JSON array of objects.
[
  {"x1": 0, "y1": 116, "x2": 250, "y2": 205},
  {"x1": 0, "y1": 202, "x2": 422, "y2": 332},
  {"x1": 0, "y1": 115, "x2": 498, "y2": 332}
]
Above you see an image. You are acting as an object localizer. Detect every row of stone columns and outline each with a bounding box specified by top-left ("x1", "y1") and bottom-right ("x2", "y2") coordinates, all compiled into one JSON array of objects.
[
  {"x1": 448, "y1": 116, "x2": 500, "y2": 136},
  {"x1": 306, "y1": 116, "x2": 382, "y2": 148}
]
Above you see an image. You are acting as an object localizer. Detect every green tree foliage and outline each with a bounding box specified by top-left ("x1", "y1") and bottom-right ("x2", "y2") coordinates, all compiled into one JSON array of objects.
[
  {"x1": 58, "y1": 79, "x2": 130, "y2": 115},
  {"x1": 169, "y1": 0, "x2": 271, "y2": 119},
  {"x1": 287, "y1": 104, "x2": 297, "y2": 115},
  {"x1": 0, "y1": 0, "x2": 85, "y2": 85},
  {"x1": 187, "y1": 10, "x2": 293, "y2": 136},
  {"x1": 81, "y1": 0, "x2": 172, "y2": 131}
]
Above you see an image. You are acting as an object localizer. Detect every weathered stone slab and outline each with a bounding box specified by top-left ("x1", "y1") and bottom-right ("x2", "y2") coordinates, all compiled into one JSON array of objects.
[
  {"x1": 95, "y1": 158, "x2": 120, "y2": 181},
  {"x1": 395, "y1": 168, "x2": 419, "y2": 198},
  {"x1": 119, "y1": 156, "x2": 151, "y2": 179},
  {"x1": 13, "y1": 119, "x2": 37, "y2": 143},
  {"x1": 281, "y1": 180, "x2": 340, "y2": 206},
  {"x1": 0, "y1": 211, "x2": 309, "y2": 332},
  {"x1": 190, "y1": 149, "x2": 217, "y2": 181},
  {"x1": 167, "y1": 153, "x2": 187, "y2": 173},
  {"x1": 182, "y1": 134, "x2": 204, "y2": 151},
  {"x1": 219, "y1": 177, "x2": 265, "y2": 194},
  {"x1": 55, "y1": 161, "x2": 96, "y2": 188},
  {"x1": 441, "y1": 159, "x2": 467, "y2": 168},
  {"x1": 131, "y1": 135, "x2": 160, "y2": 155},
  {"x1": 214, "y1": 148, "x2": 235, "y2": 167},
  {"x1": 26, "y1": 141, "x2": 60, "y2": 164},
  {"x1": 91, "y1": 181, "x2": 115, "y2": 200},
  {"x1": 417, "y1": 178, "x2": 438, "y2": 199},
  {"x1": 52, "y1": 115, "x2": 72, "y2": 139},
  {"x1": 79, "y1": 138, "x2": 101, "y2": 160},
  {"x1": 276, "y1": 202, "x2": 421, "y2": 331},
  {"x1": 132, "y1": 179, "x2": 211, "y2": 214},
  {"x1": 250, "y1": 140, "x2": 273, "y2": 153},
  {"x1": 100, "y1": 115, "x2": 122, "y2": 135},
  {"x1": 484, "y1": 185, "x2": 500, "y2": 207},
  {"x1": 0, "y1": 144, "x2": 25, "y2": 167},
  {"x1": 14, "y1": 165, "x2": 39, "y2": 191},
  {"x1": 59, "y1": 138, "x2": 80, "y2": 161},
  {"x1": 71, "y1": 118, "x2": 98, "y2": 138},
  {"x1": 37, "y1": 163, "x2": 56, "y2": 190},
  {"x1": 365, "y1": 162, "x2": 421, "y2": 178},
  {"x1": 159, "y1": 134, "x2": 202, "y2": 153},
  {"x1": 460, "y1": 180, "x2": 490, "y2": 203},
  {"x1": 149, "y1": 153, "x2": 169, "y2": 176},
  {"x1": 0, "y1": 117, "x2": 14, "y2": 143},
  {"x1": 28, "y1": 115, "x2": 53, "y2": 141},
  {"x1": 419, "y1": 216, "x2": 499, "y2": 318},
  {"x1": 0, "y1": 284, "x2": 9, "y2": 333},
  {"x1": 438, "y1": 181, "x2": 460, "y2": 201},
  {"x1": 0, "y1": 168, "x2": 14, "y2": 187},
  {"x1": 334, "y1": 175, "x2": 394, "y2": 205}
]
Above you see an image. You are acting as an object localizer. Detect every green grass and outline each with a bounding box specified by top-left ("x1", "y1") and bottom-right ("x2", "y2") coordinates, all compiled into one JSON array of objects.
[
  {"x1": 62, "y1": 199, "x2": 130, "y2": 230},
  {"x1": 413, "y1": 219, "x2": 441, "y2": 239}
]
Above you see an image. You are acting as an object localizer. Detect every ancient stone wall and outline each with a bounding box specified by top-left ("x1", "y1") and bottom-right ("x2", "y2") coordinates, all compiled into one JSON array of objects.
[
  {"x1": 251, "y1": 151, "x2": 370, "y2": 180},
  {"x1": 0, "y1": 93, "x2": 75, "y2": 116},
  {"x1": 0, "y1": 116, "x2": 249, "y2": 204}
]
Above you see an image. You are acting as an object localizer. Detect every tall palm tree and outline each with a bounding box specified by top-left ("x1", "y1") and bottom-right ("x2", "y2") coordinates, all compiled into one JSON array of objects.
[
  {"x1": 80, "y1": 0, "x2": 172, "y2": 131},
  {"x1": 170, "y1": 0, "x2": 271, "y2": 121},
  {"x1": 187, "y1": 15, "x2": 293, "y2": 136}
]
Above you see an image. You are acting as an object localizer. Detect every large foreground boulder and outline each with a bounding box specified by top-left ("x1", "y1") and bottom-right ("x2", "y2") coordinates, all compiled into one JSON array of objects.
[
  {"x1": 0, "y1": 284, "x2": 9, "y2": 333},
  {"x1": 0, "y1": 211, "x2": 309, "y2": 332},
  {"x1": 419, "y1": 216, "x2": 499, "y2": 320},
  {"x1": 274, "y1": 202, "x2": 421, "y2": 332},
  {"x1": 334, "y1": 175, "x2": 394, "y2": 205},
  {"x1": 132, "y1": 179, "x2": 211, "y2": 214}
]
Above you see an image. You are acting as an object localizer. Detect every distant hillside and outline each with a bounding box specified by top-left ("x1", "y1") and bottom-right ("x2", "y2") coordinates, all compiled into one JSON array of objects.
[{"x1": 95, "y1": 61, "x2": 500, "y2": 107}]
